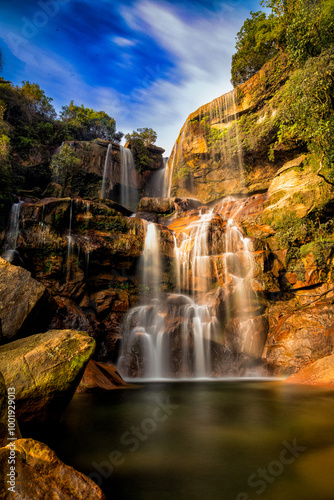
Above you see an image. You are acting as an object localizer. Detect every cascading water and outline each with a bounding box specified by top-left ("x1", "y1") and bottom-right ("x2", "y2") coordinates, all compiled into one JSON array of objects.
[
  {"x1": 2, "y1": 200, "x2": 24, "y2": 262},
  {"x1": 148, "y1": 157, "x2": 168, "y2": 197},
  {"x1": 101, "y1": 144, "x2": 113, "y2": 199},
  {"x1": 120, "y1": 146, "x2": 138, "y2": 211},
  {"x1": 66, "y1": 199, "x2": 74, "y2": 280},
  {"x1": 118, "y1": 222, "x2": 167, "y2": 379},
  {"x1": 172, "y1": 210, "x2": 222, "y2": 377}
]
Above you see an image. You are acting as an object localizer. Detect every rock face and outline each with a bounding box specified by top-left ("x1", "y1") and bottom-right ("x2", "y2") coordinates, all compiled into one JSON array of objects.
[
  {"x1": 285, "y1": 353, "x2": 334, "y2": 385},
  {"x1": 0, "y1": 330, "x2": 95, "y2": 422},
  {"x1": 167, "y1": 53, "x2": 303, "y2": 203},
  {"x1": 264, "y1": 293, "x2": 334, "y2": 376},
  {"x1": 0, "y1": 257, "x2": 55, "y2": 344},
  {"x1": 0, "y1": 439, "x2": 106, "y2": 499},
  {"x1": 64, "y1": 140, "x2": 165, "y2": 201},
  {"x1": 77, "y1": 360, "x2": 128, "y2": 391}
]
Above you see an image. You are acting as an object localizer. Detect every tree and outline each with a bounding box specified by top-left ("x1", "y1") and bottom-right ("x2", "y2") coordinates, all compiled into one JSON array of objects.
[
  {"x1": 60, "y1": 101, "x2": 123, "y2": 142},
  {"x1": 124, "y1": 128, "x2": 158, "y2": 172},
  {"x1": 276, "y1": 47, "x2": 334, "y2": 175},
  {"x1": 286, "y1": 0, "x2": 334, "y2": 65},
  {"x1": 231, "y1": 11, "x2": 279, "y2": 87},
  {"x1": 20, "y1": 81, "x2": 57, "y2": 121},
  {"x1": 125, "y1": 128, "x2": 157, "y2": 147},
  {"x1": 50, "y1": 143, "x2": 81, "y2": 189}
]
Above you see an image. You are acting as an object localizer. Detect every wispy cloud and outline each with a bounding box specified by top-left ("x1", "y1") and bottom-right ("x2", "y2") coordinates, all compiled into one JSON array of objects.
[{"x1": 0, "y1": 0, "x2": 254, "y2": 154}]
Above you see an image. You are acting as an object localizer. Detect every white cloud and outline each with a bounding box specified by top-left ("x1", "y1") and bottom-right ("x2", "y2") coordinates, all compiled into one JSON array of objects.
[
  {"x1": 1, "y1": 1, "x2": 250, "y2": 155},
  {"x1": 117, "y1": 0, "x2": 250, "y2": 153},
  {"x1": 112, "y1": 36, "x2": 137, "y2": 47}
]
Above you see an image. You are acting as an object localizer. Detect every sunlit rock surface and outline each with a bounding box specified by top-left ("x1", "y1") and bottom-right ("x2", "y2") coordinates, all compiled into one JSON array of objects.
[
  {"x1": 0, "y1": 439, "x2": 106, "y2": 499},
  {"x1": 0, "y1": 330, "x2": 95, "y2": 423}
]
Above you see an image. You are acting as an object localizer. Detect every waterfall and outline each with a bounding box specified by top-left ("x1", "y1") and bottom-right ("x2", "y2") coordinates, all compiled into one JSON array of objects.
[
  {"x1": 2, "y1": 201, "x2": 24, "y2": 263},
  {"x1": 172, "y1": 210, "x2": 220, "y2": 377},
  {"x1": 118, "y1": 222, "x2": 167, "y2": 379},
  {"x1": 66, "y1": 199, "x2": 74, "y2": 279},
  {"x1": 101, "y1": 144, "x2": 113, "y2": 199},
  {"x1": 165, "y1": 127, "x2": 187, "y2": 197},
  {"x1": 120, "y1": 146, "x2": 138, "y2": 211},
  {"x1": 149, "y1": 157, "x2": 168, "y2": 197}
]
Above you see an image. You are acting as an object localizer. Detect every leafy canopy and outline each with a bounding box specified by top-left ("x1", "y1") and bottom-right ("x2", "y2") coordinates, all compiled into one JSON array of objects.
[
  {"x1": 60, "y1": 101, "x2": 123, "y2": 142},
  {"x1": 124, "y1": 128, "x2": 158, "y2": 173},
  {"x1": 125, "y1": 128, "x2": 157, "y2": 147},
  {"x1": 231, "y1": 0, "x2": 334, "y2": 86}
]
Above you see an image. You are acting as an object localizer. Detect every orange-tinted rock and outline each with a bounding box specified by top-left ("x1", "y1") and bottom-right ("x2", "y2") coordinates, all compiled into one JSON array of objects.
[
  {"x1": 77, "y1": 360, "x2": 128, "y2": 392},
  {"x1": 285, "y1": 354, "x2": 334, "y2": 386},
  {"x1": 0, "y1": 439, "x2": 106, "y2": 499},
  {"x1": 264, "y1": 300, "x2": 334, "y2": 376}
]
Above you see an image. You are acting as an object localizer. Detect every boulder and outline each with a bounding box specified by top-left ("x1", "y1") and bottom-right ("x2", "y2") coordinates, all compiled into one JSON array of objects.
[
  {"x1": 285, "y1": 353, "x2": 334, "y2": 386},
  {"x1": 263, "y1": 301, "x2": 334, "y2": 376},
  {"x1": 0, "y1": 438, "x2": 106, "y2": 499},
  {"x1": 137, "y1": 197, "x2": 201, "y2": 214},
  {"x1": 77, "y1": 360, "x2": 128, "y2": 392},
  {"x1": 0, "y1": 330, "x2": 95, "y2": 423},
  {"x1": 0, "y1": 257, "x2": 56, "y2": 344}
]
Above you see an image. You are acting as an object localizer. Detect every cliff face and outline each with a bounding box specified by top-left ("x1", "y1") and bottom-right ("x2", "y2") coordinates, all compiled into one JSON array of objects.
[
  {"x1": 167, "y1": 53, "x2": 304, "y2": 203},
  {"x1": 57, "y1": 140, "x2": 165, "y2": 202}
]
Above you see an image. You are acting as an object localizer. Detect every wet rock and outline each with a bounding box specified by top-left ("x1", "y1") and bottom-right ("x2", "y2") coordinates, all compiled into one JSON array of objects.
[
  {"x1": 0, "y1": 438, "x2": 106, "y2": 499},
  {"x1": 285, "y1": 353, "x2": 334, "y2": 386},
  {"x1": 0, "y1": 330, "x2": 95, "y2": 423},
  {"x1": 137, "y1": 197, "x2": 201, "y2": 215},
  {"x1": 77, "y1": 360, "x2": 128, "y2": 391},
  {"x1": 263, "y1": 299, "x2": 334, "y2": 376},
  {"x1": 0, "y1": 257, "x2": 56, "y2": 344}
]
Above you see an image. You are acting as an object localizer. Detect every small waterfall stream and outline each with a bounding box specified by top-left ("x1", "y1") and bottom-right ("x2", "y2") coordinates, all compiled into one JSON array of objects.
[
  {"x1": 120, "y1": 146, "x2": 138, "y2": 211},
  {"x1": 101, "y1": 144, "x2": 113, "y2": 199},
  {"x1": 118, "y1": 222, "x2": 167, "y2": 379},
  {"x1": 2, "y1": 200, "x2": 24, "y2": 262}
]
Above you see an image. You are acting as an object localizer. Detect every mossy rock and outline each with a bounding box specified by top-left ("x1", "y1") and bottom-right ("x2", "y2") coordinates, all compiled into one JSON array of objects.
[{"x1": 0, "y1": 330, "x2": 95, "y2": 423}]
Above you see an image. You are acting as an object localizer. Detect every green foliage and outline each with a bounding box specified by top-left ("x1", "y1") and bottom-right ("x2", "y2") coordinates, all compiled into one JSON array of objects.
[
  {"x1": 60, "y1": 101, "x2": 122, "y2": 142},
  {"x1": 231, "y1": 0, "x2": 334, "y2": 87},
  {"x1": 231, "y1": 11, "x2": 279, "y2": 86},
  {"x1": 125, "y1": 128, "x2": 157, "y2": 147},
  {"x1": 124, "y1": 128, "x2": 158, "y2": 173},
  {"x1": 50, "y1": 143, "x2": 81, "y2": 189},
  {"x1": 276, "y1": 47, "x2": 334, "y2": 172},
  {"x1": 286, "y1": 0, "x2": 334, "y2": 65}
]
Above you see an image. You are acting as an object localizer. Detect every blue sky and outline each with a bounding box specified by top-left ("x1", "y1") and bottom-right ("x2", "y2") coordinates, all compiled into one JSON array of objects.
[{"x1": 0, "y1": 0, "x2": 261, "y2": 154}]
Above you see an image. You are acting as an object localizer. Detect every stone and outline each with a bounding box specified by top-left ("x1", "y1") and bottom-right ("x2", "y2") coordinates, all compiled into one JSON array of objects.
[
  {"x1": 137, "y1": 197, "x2": 201, "y2": 215},
  {"x1": 285, "y1": 354, "x2": 334, "y2": 386},
  {"x1": 77, "y1": 360, "x2": 128, "y2": 392},
  {"x1": 0, "y1": 257, "x2": 56, "y2": 344},
  {"x1": 0, "y1": 438, "x2": 106, "y2": 499},
  {"x1": 0, "y1": 330, "x2": 95, "y2": 423},
  {"x1": 263, "y1": 301, "x2": 334, "y2": 376},
  {"x1": 261, "y1": 156, "x2": 334, "y2": 222}
]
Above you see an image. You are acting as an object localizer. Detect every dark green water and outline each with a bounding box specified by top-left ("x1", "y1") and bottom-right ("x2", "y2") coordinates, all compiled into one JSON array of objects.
[{"x1": 38, "y1": 381, "x2": 334, "y2": 500}]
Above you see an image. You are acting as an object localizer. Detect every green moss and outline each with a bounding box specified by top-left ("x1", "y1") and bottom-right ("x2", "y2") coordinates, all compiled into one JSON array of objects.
[{"x1": 300, "y1": 239, "x2": 334, "y2": 271}]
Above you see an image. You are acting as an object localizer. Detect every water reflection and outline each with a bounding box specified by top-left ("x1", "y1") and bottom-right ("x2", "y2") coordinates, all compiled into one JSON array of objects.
[{"x1": 31, "y1": 382, "x2": 334, "y2": 500}]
